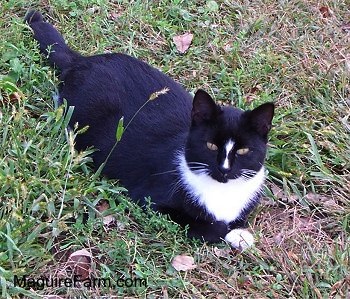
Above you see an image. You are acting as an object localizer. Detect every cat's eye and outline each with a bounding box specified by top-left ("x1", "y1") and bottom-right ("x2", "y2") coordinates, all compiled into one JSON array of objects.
[
  {"x1": 206, "y1": 142, "x2": 218, "y2": 151},
  {"x1": 236, "y1": 148, "x2": 250, "y2": 155}
]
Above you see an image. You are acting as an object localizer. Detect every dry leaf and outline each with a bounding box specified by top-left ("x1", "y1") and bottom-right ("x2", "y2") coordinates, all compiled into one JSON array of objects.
[
  {"x1": 68, "y1": 249, "x2": 92, "y2": 280},
  {"x1": 171, "y1": 254, "x2": 196, "y2": 271},
  {"x1": 86, "y1": 6, "x2": 99, "y2": 14},
  {"x1": 69, "y1": 248, "x2": 92, "y2": 258},
  {"x1": 270, "y1": 184, "x2": 284, "y2": 199},
  {"x1": 238, "y1": 276, "x2": 253, "y2": 290},
  {"x1": 213, "y1": 246, "x2": 231, "y2": 258},
  {"x1": 103, "y1": 215, "x2": 115, "y2": 225},
  {"x1": 273, "y1": 232, "x2": 284, "y2": 245},
  {"x1": 97, "y1": 199, "x2": 109, "y2": 212},
  {"x1": 341, "y1": 23, "x2": 350, "y2": 32},
  {"x1": 9, "y1": 92, "x2": 22, "y2": 102},
  {"x1": 244, "y1": 85, "x2": 262, "y2": 104},
  {"x1": 319, "y1": 6, "x2": 332, "y2": 18},
  {"x1": 173, "y1": 33, "x2": 193, "y2": 54},
  {"x1": 305, "y1": 193, "x2": 333, "y2": 204},
  {"x1": 223, "y1": 43, "x2": 232, "y2": 53},
  {"x1": 245, "y1": 94, "x2": 258, "y2": 104},
  {"x1": 109, "y1": 12, "x2": 121, "y2": 21},
  {"x1": 287, "y1": 251, "x2": 299, "y2": 262},
  {"x1": 249, "y1": 85, "x2": 262, "y2": 94},
  {"x1": 330, "y1": 276, "x2": 350, "y2": 298},
  {"x1": 162, "y1": 286, "x2": 169, "y2": 299},
  {"x1": 270, "y1": 183, "x2": 298, "y2": 203},
  {"x1": 305, "y1": 193, "x2": 340, "y2": 209},
  {"x1": 96, "y1": 200, "x2": 115, "y2": 226}
]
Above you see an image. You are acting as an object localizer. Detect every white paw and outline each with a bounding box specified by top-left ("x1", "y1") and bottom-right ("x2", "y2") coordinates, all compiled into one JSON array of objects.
[{"x1": 225, "y1": 229, "x2": 254, "y2": 250}]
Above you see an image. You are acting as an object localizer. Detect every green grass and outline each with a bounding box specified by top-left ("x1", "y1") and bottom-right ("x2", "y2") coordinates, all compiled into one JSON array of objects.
[{"x1": 1, "y1": 0, "x2": 349, "y2": 298}]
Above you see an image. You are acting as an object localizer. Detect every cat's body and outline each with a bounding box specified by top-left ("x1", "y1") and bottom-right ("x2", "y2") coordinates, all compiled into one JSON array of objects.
[{"x1": 25, "y1": 10, "x2": 274, "y2": 249}]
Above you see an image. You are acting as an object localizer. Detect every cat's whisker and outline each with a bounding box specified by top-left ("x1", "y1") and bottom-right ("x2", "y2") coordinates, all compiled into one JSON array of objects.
[
  {"x1": 239, "y1": 169, "x2": 257, "y2": 180},
  {"x1": 151, "y1": 169, "x2": 178, "y2": 176},
  {"x1": 187, "y1": 162, "x2": 209, "y2": 167},
  {"x1": 189, "y1": 166, "x2": 207, "y2": 171},
  {"x1": 189, "y1": 165, "x2": 207, "y2": 168},
  {"x1": 189, "y1": 167, "x2": 209, "y2": 175},
  {"x1": 193, "y1": 169, "x2": 209, "y2": 175},
  {"x1": 241, "y1": 169, "x2": 257, "y2": 175},
  {"x1": 168, "y1": 177, "x2": 184, "y2": 199},
  {"x1": 241, "y1": 168, "x2": 257, "y2": 172},
  {"x1": 241, "y1": 172, "x2": 255, "y2": 176}
]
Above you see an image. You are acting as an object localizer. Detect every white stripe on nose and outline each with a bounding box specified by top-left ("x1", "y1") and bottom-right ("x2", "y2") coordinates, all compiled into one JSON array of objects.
[{"x1": 222, "y1": 139, "x2": 234, "y2": 169}]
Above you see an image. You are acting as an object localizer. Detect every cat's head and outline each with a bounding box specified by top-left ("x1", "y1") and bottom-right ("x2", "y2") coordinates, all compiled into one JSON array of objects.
[{"x1": 185, "y1": 89, "x2": 274, "y2": 183}]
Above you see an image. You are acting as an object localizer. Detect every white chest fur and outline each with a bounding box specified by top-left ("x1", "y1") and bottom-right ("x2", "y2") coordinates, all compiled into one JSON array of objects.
[{"x1": 178, "y1": 155, "x2": 265, "y2": 223}]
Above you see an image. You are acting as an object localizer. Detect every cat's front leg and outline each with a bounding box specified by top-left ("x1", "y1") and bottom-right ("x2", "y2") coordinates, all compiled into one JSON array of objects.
[
  {"x1": 224, "y1": 229, "x2": 254, "y2": 250},
  {"x1": 160, "y1": 207, "x2": 230, "y2": 243},
  {"x1": 187, "y1": 220, "x2": 229, "y2": 243}
]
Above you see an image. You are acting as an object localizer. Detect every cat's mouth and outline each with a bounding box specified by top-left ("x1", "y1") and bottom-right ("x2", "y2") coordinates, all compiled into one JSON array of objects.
[
  {"x1": 213, "y1": 172, "x2": 243, "y2": 183},
  {"x1": 215, "y1": 173, "x2": 229, "y2": 183},
  {"x1": 218, "y1": 176, "x2": 228, "y2": 183}
]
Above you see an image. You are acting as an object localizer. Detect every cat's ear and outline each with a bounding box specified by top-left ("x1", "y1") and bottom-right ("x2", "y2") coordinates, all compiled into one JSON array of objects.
[
  {"x1": 247, "y1": 102, "x2": 274, "y2": 137},
  {"x1": 191, "y1": 89, "x2": 219, "y2": 125}
]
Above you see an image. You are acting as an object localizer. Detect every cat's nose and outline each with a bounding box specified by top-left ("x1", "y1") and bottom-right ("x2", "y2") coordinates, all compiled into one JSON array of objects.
[{"x1": 218, "y1": 165, "x2": 231, "y2": 175}]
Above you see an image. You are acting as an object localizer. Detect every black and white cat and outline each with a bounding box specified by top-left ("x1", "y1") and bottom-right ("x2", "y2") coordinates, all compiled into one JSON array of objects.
[{"x1": 25, "y1": 10, "x2": 274, "y2": 250}]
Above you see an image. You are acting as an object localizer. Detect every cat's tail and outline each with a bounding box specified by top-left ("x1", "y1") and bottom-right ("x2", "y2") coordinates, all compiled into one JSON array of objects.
[{"x1": 24, "y1": 10, "x2": 80, "y2": 71}]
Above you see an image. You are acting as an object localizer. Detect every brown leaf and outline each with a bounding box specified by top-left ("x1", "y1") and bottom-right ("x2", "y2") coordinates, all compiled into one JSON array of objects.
[
  {"x1": 270, "y1": 184, "x2": 284, "y2": 200},
  {"x1": 96, "y1": 200, "x2": 115, "y2": 226},
  {"x1": 319, "y1": 6, "x2": 332, "y2": 18},
  {"x1": 86, "y1": 6, "x2": 99, "y2": 14},
  {"x1": 236, "y1": 275, "x2": 253, "y2": 290},
  {"x1": 109, "y1": 12, "x2": 121, "y2": 21},
  {"x1": 245, "y1": 94, "x2": 258, "y2": 104},
  {"x1": 305, "y1": 192, "x2": 340, "y2": 209},
  {"x1": 9, "y1": 92, "x2": 22, "y2": 102},
  {"x1": 173, "y1": 33, "x2": 193, "y2": 54},
  {"x1": 68, "y1": 249, "x2": 92, "y2": 280},
  {"x1": 341, "y1": 23, "x2": 350, "y2": 32},
  {"x1": 305, "y1": 192, "x2": 332, "y2": 203},
  {"x1": 223, "y1": 43, "x2": 232, "y2": 53},
  {"x1": 213, "y1": 246, "x2": 231, "y2": 258},
  {"x1": 245, "y1": 85, "x2": 263, "y2": 103},
  {"x1": 330, "y1": 276, "x2": 350, "y2": 297},
  {"x1": 96, "y1": 199, "x2": 109, "y2": 212},
  {"x1": 287, "y1": 251, "x2": 300, "y2": 262},
  {"x1": 249, "y1": 85, "x2": 262, "y2": 94},
  {"x1": 103, "y1": 214, "x2": 115, "y2": 225},
  {"x1": 171, "y1": 254, "x2": 196, "y2": 271},
  {"x1": 273, "y1": 232, "x2": 284, "y2": 245},
  {"x1": 162, "y1": 286, "x2": 169, "y2": 299},
  {"x1": 270, "y1": 183, "x2": 298, "y2": 203}
]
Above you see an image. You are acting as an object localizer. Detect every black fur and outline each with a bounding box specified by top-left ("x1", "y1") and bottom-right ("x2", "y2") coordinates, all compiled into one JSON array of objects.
[{"x1": 25, "y1": 11, "x2": 274, "y2": 244}]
